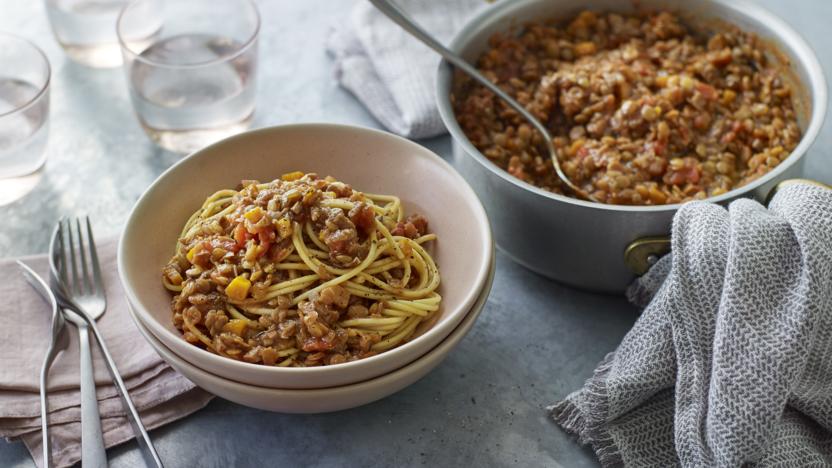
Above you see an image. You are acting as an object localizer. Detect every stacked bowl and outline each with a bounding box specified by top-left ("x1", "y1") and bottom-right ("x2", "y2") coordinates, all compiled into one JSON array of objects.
[{"x1": 118, "y1": 124, "x2": 494, "y2": 413}]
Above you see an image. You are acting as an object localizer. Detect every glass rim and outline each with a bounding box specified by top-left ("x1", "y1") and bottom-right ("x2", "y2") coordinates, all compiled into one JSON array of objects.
[
  {"x1": 0, "y1": 32, "x2": 51, "y2": 119},
  {"x1": 116, "y1": 0, "x2": 261, "y2": 69}
]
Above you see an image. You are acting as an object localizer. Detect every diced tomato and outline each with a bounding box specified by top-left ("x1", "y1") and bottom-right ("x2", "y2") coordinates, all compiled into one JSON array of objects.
[
  {"x1": 686, "y1": 166, "x2": 701, "y2": 184},
  {"x1": 328, "y1": 238, "x2": 351, "y2": 255},
  {"x1": 269, "y1": 245, "x2": 286, "y2": 262},
  {"x1": 210, "y1": 237, "x2": 239, "y2": 253},
  {"x1": 652, "y1": 140, "x2": 667, "y2": 156},
  {"x1": 696, "y1": 83, "x2": 717, "y2": 100},
  {"x1": 234, "y1": 224, "x2": 246, "y2": 246},
  {"x1": 406, "y1": 214, "x2": 428, "y2": 237},
  {"x1": 233, "y1": 223, "x2": 252, "y2": 248},
  {"x1": 665, "y1": 165, "x2": 701, "y2": 186},
  {"x1": 256, "y1": 241, "x2": 271, "y2": 258},
  {"x1": 303, "y1": 337, "x2": 336, "y2": 352},
  {"x1": 348, "y1": 203, "x2": 375, "y2": 235},
  {"x1": 258, "y1": 229, "x2": 275, "y2": 244},
  {"x1": 678, "y1": 125, "x2": 691, "y2": 144},
  {"x1": 241, "y1": 229, "x2": 275, "y2": 258}
]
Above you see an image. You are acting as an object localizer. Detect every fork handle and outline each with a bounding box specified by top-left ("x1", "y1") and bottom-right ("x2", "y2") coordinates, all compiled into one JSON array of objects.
[
  {"x1": 77, "y1": 323, "x2": 108, "y2": 468},
  {"x1": 86, "y1": 318, "x2": 164, "y2": 468}
]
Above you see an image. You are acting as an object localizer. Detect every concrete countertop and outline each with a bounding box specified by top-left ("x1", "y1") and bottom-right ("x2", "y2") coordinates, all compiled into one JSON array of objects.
[{"x1": 1, "y1": 0, "x2": 829, "y2": 466}]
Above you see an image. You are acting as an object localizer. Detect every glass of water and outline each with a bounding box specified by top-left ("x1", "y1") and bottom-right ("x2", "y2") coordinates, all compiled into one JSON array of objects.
[
  {"x1": 0, "y1": 33, "x2": 50, "y2": 179},
  {"x1": 117, "y1": 0, "x2": 260, "y2": 154},
  {"x1": 45, "y1": 0, "x2": 129, "y2": 68}
]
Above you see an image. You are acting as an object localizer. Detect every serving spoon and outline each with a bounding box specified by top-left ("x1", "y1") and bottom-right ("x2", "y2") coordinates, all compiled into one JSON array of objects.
[{"x1": 368, "y1": 0, "x2": 597, "y2": 202}]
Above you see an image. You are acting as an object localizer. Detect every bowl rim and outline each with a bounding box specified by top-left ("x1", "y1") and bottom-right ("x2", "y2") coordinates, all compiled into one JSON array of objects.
[
  {"x1": 126, "y1": 253, "x2": 494, "y2": 397},
  {"x1": 435, "y1": 0, "x2": 828, "y2": 213},
  {"x1": 118, "y1": 122, "x2": 493, "y2": 377}
]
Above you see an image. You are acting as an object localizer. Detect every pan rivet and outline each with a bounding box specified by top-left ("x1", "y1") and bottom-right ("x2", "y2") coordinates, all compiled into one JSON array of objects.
[{"x1": 623, "y1": 236, "x2": 671, "y2": 276}]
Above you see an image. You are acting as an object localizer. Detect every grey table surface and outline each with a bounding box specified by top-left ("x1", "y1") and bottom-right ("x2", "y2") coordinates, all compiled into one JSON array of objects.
[{"x1": 1, "y1": 0, "x2": 830, "y2": 467}]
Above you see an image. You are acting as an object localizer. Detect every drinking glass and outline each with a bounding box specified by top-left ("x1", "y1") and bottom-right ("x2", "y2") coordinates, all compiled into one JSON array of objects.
[
  {"x1": 45, "y1": 0, "x2": 129, "y2": 68},
  {"x1": 117, "y1": 0, "x2": 260, "y2": 154},
  {"x1": 0, "y1": 33, "x2": 50, "y2": 180}
]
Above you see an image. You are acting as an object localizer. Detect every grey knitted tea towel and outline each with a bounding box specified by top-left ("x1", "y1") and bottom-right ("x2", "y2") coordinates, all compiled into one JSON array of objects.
[
  {"x1": 550, "y1": 182, "x2": 832, "y2": 467},
  {"x1": 327, "y1": 0, "x2": 484, "y2": 139}
]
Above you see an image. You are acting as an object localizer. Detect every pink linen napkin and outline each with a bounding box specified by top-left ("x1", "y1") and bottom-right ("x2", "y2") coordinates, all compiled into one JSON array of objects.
[{"x1": 0, "y1": 238, "x2": 214, "y2": 468}]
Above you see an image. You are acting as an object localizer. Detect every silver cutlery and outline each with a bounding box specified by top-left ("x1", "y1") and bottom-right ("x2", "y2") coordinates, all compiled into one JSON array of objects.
[
  {"x1": 48, "y1": 217, "x2": 164, "y2": 468},
  {"x1": 368, "y1": 0, "x2": 596, "y2": 202},
  {"x1": 55, "y1": 218, "x2": 108, "y2": 468},
  {"x1": 17, "y1": 260, "x2": 67, "y2": 468}
]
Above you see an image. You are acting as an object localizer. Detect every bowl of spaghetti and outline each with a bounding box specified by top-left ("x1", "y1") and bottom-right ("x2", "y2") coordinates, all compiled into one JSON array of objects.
[
  {"x1": 119, "y1": 123, "x2": 493, "y2": 389},
  {"x1": 125, "y1": 255, "x2": 494, "y2": 413}
]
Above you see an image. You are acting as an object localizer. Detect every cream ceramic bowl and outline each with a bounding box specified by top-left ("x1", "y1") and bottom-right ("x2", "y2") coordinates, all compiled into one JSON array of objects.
[
  {"x1": 119, "y1": 123, "x2": 493, "y2": 389},
  {"x1": 127, "y1": 256, "x2": 494, "y2": 413}
]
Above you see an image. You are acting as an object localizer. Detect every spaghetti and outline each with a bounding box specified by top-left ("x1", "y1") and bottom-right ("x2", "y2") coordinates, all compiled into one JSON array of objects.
[{"x1": 162, "y1": 172, "x2": 441, "y2": 367}]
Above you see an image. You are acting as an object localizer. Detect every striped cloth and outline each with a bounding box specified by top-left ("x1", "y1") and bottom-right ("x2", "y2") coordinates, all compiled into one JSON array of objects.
[
  {"x1": 550, "y1": 182, "x2": 832, "y2": 466},
  {"x1": 327, "y1": 0, "x2": 484, "y2": 139}
]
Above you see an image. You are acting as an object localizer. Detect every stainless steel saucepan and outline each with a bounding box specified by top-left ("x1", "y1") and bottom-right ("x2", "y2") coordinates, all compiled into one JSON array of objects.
[{"x1": 435, "y1": 0, "x2": 828, "y2": 293}]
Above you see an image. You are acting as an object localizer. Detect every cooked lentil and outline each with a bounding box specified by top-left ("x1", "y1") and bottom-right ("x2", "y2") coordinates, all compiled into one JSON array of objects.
[{"x1": 452, "y1": 11, "x2": 801, "y2": 205}]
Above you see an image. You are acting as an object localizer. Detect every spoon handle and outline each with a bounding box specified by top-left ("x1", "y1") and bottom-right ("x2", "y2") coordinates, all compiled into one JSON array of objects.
[
  {"x1": 18, "y1": 260, "x2": 61, "y2": 468},
  {"x1": 368, "y1": 0, "x2": 529, "y2": 120},
  {"x1": 38, "y1": 334, "x2": 62, "y2": 468}
]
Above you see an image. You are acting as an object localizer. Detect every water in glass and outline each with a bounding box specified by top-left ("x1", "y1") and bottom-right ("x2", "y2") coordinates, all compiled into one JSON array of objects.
[
  {"x1": 0, "y1": 79, "x2": 49, "y2": 179},
  {"x1": 128, "y1": 33, "x2": 256, "y2": 153},
  {"x1": 45, "y1": 0, "x2": 127, "y2": 68}
]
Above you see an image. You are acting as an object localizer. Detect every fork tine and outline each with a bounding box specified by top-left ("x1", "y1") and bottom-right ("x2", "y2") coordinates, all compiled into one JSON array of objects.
[
  {"x1": 76, "y1": 217, "x2": 92, "y2": 295},
  {"x1": 57, "y1": 219, "x2": 69, "y2": 287},
  {"x1": 86, "y1": 216, "x2": 104, "y2": 296},
  {"x1": 66, "y1": 218, "x2": 81, "y2": 294}
]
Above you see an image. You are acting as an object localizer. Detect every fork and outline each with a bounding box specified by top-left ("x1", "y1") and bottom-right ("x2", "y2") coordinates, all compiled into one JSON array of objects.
[
  {"x1": 49, "y1": 217, "x2": 164, "y2": 468},
  {"x1": 16, "y1": 260, "x2": 67, "y2": 468},
  {"x1": 55, "y1": 218, "x2": 107, "y2": 468}
]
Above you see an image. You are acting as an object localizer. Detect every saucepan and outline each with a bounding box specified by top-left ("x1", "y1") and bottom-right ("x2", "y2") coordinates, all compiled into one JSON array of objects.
[{"x1": 434, "y1": 0, "x2": 828, "y2": 292}]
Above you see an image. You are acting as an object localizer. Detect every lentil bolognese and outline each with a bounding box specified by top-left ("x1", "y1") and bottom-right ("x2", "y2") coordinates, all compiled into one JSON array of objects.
[
  {"x1": 162, "y1": 172, "x2": 441, "y2": 367},
  {"x1": 452, "y1": 11, "x2": 801, "y2": 205}
]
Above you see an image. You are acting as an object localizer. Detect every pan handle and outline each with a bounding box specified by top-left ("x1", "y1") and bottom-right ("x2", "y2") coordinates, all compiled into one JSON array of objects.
[{"x1": 623, "y1": 178, "x2": 831, "y2": 275}]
